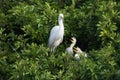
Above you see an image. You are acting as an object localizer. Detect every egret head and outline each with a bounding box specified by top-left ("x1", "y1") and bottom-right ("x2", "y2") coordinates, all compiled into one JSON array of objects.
[
  {"x1": 59, "y1": 13, "x2": 64, "y2": 20},
  {"x1": 73, "y1": 47, "x2": 82, "y2": 53},
  {"x1": 73, "y1": 47, "x2": 79, "y2": 53},
  {"x1": 70, "y1": 37, "x2": 76, "y2": 44}
]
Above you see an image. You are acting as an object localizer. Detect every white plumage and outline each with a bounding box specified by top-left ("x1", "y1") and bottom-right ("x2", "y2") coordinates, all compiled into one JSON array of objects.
[
  {"x1": 74, "y1": 53, "x2": 80, "y2": 60},
  {"x1": 48, "y1": 13, "x2": 64, "y2": 52},
  {"x1": 66, "y1": 37, "x2": 76, "y2": 58}
]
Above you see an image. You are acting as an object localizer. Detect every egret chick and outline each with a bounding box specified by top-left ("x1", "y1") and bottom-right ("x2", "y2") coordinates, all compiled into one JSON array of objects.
[
  {"x1": 48, "y1": 13, "x2": 64, "y2": 52},
  {"x1": 66, "y1": 37, "x2": 77, "y2": 58}
]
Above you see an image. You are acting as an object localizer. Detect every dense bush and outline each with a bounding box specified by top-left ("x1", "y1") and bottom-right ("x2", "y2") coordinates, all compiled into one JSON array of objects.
[{"x1": 0, "y1": 0, "x2": 120, "y2": 80}]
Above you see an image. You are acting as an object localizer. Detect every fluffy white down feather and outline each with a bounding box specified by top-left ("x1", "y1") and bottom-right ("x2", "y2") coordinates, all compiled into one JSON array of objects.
[{"x1": 66, "y1": 37, "x2": 76, "y2": 58}]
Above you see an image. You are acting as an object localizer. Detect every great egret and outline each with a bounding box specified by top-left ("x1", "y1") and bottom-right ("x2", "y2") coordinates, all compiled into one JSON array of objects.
[
  {"x1": 73, "y1": 47, "x2": 87, "y2": 60},
  {"x1": 66, "y1": 37, "x2": 76, "y2": 58},
  {"x1": 48, "y1": 13, "x2": 64, "y2": 52}
]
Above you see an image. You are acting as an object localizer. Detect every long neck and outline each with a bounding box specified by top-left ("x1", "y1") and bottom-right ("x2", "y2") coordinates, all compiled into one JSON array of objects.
[
  {"x1": 70, "y1": 42, "x2": 76, "y2": 48},
  {"x1": 58, "y1": 18, "x2": 64, "y2": 28}
]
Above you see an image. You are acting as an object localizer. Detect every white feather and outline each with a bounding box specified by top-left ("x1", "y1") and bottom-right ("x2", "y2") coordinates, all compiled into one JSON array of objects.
[
  {"x1": 66, "y1": 37, "x2": 76, "y2": 58},
  {"x1": 48, "y1": 13, "x2": 64, "y2": 52}
]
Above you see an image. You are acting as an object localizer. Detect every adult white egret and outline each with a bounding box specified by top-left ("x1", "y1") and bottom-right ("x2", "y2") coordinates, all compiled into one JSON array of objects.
[
  {"x1": 66, "y1": 37, "x2": 77, "y2": 58},
  {"x1": 48, "y1": 13, "x2": 64, "y2": 52},
  {"x1": 73, "y1": 47, "x2": 87, "y2": 60}
]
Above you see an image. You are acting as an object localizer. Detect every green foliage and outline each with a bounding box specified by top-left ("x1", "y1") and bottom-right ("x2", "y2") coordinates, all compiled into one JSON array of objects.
[{"x1": 0, "y1": 0, "x2": 120, "y2": 80}]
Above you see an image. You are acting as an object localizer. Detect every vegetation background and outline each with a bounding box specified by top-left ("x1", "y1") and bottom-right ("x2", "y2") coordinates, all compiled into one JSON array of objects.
[{"x1": 0, "y1": 0, "x2": 120, "y2": 80}]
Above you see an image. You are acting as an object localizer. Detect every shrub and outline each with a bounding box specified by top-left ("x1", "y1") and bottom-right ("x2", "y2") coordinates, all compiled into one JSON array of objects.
[{"x1": 0, "y1": 0, "x2": 120, "y2": 80}]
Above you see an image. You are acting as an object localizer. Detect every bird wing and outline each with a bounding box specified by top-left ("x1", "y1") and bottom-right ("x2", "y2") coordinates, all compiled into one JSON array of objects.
[{"x1": 48, "y1": 26, "x2": 59, "y2": 47}]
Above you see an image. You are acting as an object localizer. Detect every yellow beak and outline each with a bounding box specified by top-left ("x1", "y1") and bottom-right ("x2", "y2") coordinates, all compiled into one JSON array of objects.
[
  {"x1": 73, "y1": 47, "x2": 78, "y2": 52},
  {"x1": 70, "y1": 38, "x2": 74, "y2": 42}
]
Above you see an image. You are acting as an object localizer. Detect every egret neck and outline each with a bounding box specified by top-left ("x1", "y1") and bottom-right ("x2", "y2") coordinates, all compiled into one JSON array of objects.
[
  {"x1": 58, "y1": 17, "x2": 64, "y2": 38},
  {"x1": 70, "y1": 42, "x2": 76, "y2": 48},
  {"x1": 58, "y1": 18, "x2": 64, "y2": 29}
]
